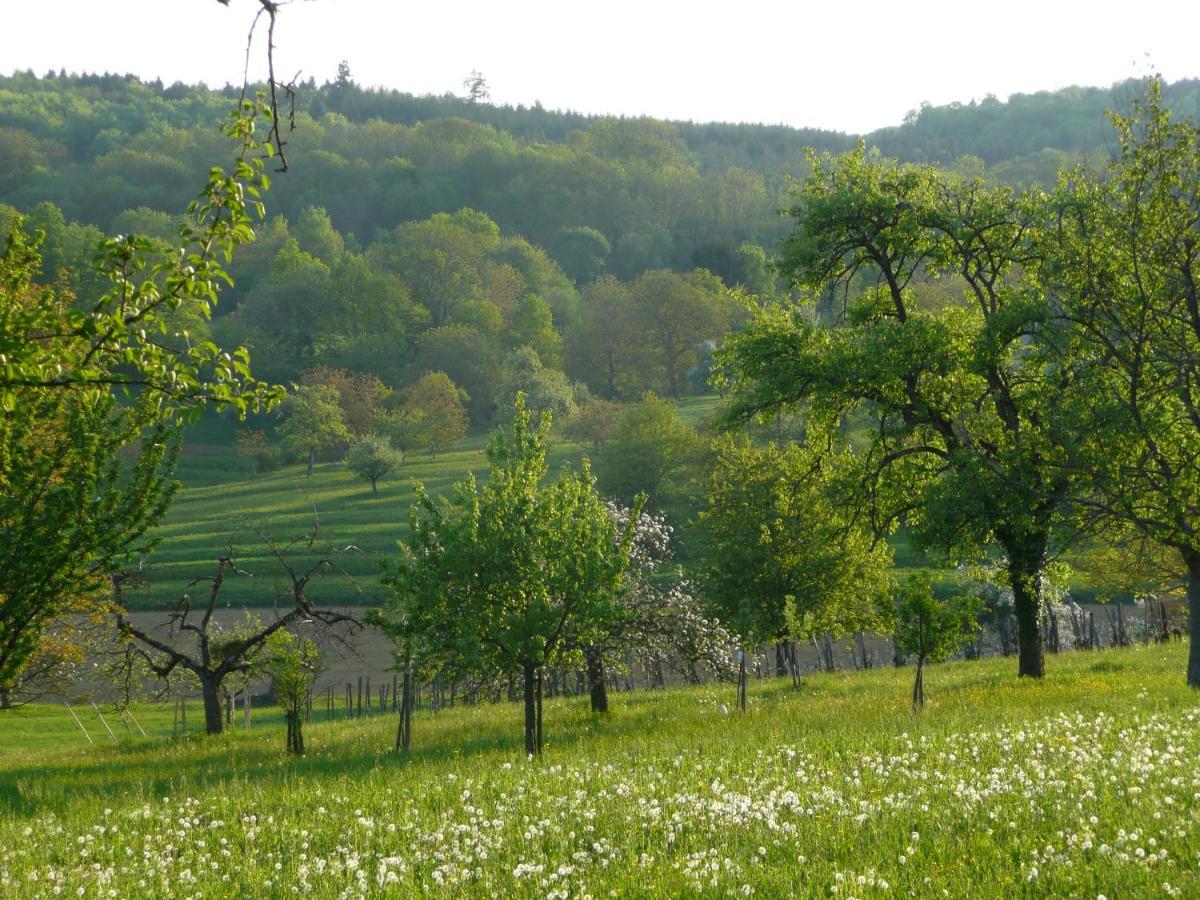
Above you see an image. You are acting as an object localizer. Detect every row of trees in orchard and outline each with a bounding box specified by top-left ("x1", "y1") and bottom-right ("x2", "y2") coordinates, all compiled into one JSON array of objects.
[
  {"x1": 8, "y1": 46, "x2": 1200, "y2": 767},
  {"x1": 719, "y1": 78, "x2": 1200, "y2": 687}
]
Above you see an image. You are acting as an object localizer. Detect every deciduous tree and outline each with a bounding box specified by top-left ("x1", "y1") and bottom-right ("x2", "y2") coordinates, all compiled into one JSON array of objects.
[
  {"x1": 1048, "y1": 79, "x2": 1200, "y2": 686},
  {"x1": 346, "y1": 432, "x2": 403, "y2": 494},
  {"x1": 279, "y1": 384, "x2": 350, "y2": 476},
  {"x1": 699, "y1": 437, "x2": 892, "y2": 649},
  {"x1": 720, "y1": 146, "x2": 1085, "y2": 678},
  {"x1": 402, "y1": 371, "x2": 469, "y2": 455},
  {"x1": 893, "y1": 574, "x2": 980, "y2": 709},
  {"x1": 0, "y1": 101, "x2": 281, "y2": 705},
  {"x1": 381, "y1": 397, "x2": 640, "y2": 755}
]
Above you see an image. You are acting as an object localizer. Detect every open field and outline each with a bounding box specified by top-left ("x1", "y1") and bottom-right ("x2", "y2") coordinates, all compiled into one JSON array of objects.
[{"x1": 2, "y1": 643, "x2": 1199, "y2": 897}]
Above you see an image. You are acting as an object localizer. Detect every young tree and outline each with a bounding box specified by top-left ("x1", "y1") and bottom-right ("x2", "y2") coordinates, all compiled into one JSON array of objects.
[
  {"x1": 375, "y1": 515, "x2": 448, "y2": 754},
  {"x1": 381, "y1": 396, "x2": 641, "y2": 755},
  {"x1": 345, "y1": 432, "x2": 403, "y2": 494},
  {"x1": 279, "y1": 384, "x2": 350, "y2": 476},
  {"x1": 720, "y1": 146, "x2": 1085, "y2": 678},
  {"x1": 580, "y1": 502, "x2": 736, "y2": 712},
  {"x1": 264, "y1": 629, "x2": 320, "y2": 754},
  {"x1": 0, "y1": 101, "x2": 282, "y2": 705},
  {"x1": 893, "y1": 575, "x2": 981, "y2": 709},
  {"x1": 700, "y1": 436, "x2": 892, "y2": 654}
]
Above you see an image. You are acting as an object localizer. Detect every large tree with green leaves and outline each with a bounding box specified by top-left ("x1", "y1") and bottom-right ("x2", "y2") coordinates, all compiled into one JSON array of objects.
[
  {"x1": 720, "y1": 145, "x2": 1085, "y2": 678},
  {"x1": 380, "y1": 397, "x2": 640, "y2": 755},
  {"x1": 1047, "y1": 79, "x2": 1200, "y2": 686}
]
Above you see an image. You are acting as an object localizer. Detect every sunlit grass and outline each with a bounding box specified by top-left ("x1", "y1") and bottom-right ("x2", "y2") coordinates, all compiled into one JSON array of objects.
[{"x1": 2, "y1": 644, "x2": 1198, "y2": 896}]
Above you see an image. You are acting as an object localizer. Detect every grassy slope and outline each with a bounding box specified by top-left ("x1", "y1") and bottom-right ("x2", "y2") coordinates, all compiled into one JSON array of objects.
[
  {"x1": 145, "y1": 394, "x2": 1121, "y2": 613},
  {"x1": 2, "y1": 644, "x2": 1198, "y2": 896},
  {"x1": 133, "y1": 396, "x2": 724, "y2": 610}
]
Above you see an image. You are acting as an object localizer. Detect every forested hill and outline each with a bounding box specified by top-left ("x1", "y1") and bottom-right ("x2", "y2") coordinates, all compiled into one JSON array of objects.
[
  {"x1": 5, "y1": 71, "x2": 1200, "y2": 245},
  {"x1": 3, "y1": 71, "x2": 1200, "y2": 428}
]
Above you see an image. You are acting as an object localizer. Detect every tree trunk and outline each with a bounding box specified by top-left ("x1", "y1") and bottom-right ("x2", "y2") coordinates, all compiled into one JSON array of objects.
[
  {"x1": 1184, "y1": 550, "x2": 1200, "y2": 688},
  {"x1": 912, "y1": 658, "x2": 925, "y2": 711},
  {"x1": 306, "y1": 447, "x2": 315, "y2": 477},
  {"x1": 788, "y1": 642, "x2": 802, "y2": 689},
  {"x1": 0, "y1": 686, "x2": 10, "y2": 710},
  {"x1": 535, "y1": 667, "x2": 544, "y2": 756},
  {"x1": 286, "y1": 710, "x2": 304, "y2": 755},
  {"x1": 1003, "y1": 531, "x2": 1047, "y2": 678},
  {"x1": 586, "y1": 648, "x2": 608, "y2": 713},
  {"x1": 370, "y1": 477, "x2": 378, "y2": 495},
  {"x1": 736, "y1": 649, "x2": 747, "y2": 711},
  {"x1": 397, "y1": 669, "x2": 413, "y2": 751},
  {"x1": 522, "y1": 662, "x2": 537, "y2": 756},
  {"x1": 200, "y1": 675, "x2": 225, "y2": 736}
]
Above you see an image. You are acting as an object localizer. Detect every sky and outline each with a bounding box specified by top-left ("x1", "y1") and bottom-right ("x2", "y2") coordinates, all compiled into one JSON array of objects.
[{"x1": 3, "y1": 0, "x2": 1199, "y2": 134}]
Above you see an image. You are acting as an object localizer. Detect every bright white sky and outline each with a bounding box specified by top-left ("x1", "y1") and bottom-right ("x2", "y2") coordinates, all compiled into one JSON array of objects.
[{"x1": 2, "y1": 0, "x2": 1198, "y2": 134}]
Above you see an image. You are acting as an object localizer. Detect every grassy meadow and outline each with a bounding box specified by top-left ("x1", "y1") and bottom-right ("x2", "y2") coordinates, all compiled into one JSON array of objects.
[{"x1": 2, "y1": 643, "x2": 1199, "y2": 897}]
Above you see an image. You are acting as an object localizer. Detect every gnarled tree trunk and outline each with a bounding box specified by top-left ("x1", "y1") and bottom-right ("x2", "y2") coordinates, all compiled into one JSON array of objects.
[{"x1": 200, "y1": 673, "x2": 225, "y2": 735}]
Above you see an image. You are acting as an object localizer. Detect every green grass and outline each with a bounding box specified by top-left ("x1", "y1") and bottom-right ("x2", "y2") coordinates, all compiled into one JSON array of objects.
[
  {"x1": 2, "y1": 644, "x2": 1199, "y2": 896},
  {"x1": 142, "y1": 393, "x2": 1134, "y2": 611},
  {"x1": 132, "y1": 397, "x2": 725, "y2": 610}
]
